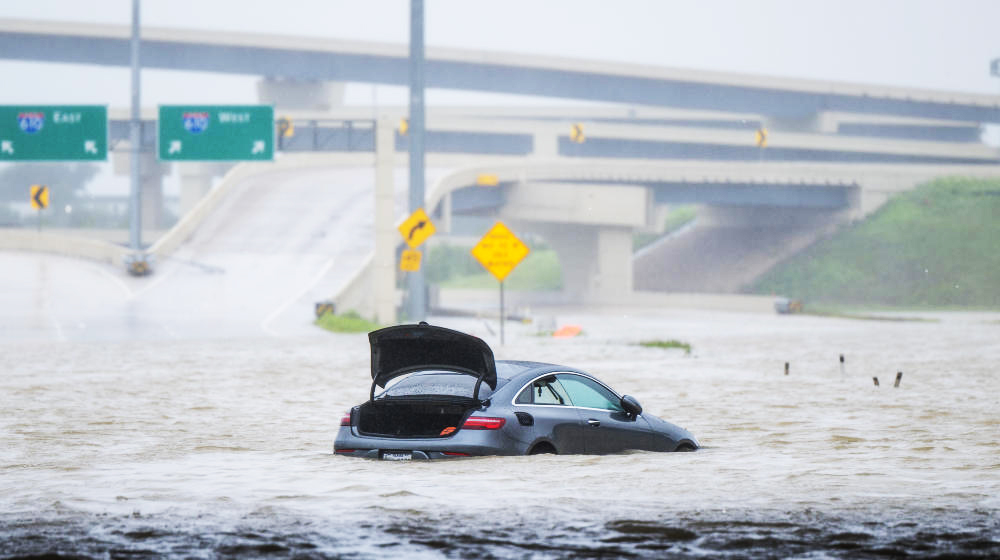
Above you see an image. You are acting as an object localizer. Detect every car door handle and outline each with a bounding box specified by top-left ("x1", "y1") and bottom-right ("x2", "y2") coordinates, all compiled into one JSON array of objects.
[{"x1": 587, "y1": 419, "x2": 601, "y2": 427}]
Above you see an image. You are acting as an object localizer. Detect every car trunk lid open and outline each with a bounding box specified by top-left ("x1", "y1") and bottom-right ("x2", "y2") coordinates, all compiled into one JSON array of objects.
[{"x1": 368, "y1": 323, "x2": 498, "y2": 401}]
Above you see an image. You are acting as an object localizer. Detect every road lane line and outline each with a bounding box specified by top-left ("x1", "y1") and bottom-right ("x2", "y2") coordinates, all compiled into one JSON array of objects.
[
  {"x1": 129, "y1": 263, "x2": 179, "y2": 300},
  {"x1": 91, "y1": 263, "x2": 135, "y2": 300},
  {"x1": 259, "y1": 258, "x2": 335, "y2": 337}
]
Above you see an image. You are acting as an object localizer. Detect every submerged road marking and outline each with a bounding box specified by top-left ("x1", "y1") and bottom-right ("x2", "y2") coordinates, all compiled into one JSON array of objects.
[{"x1": 91, "y1": 263, "x2": 135, "y2": 300}]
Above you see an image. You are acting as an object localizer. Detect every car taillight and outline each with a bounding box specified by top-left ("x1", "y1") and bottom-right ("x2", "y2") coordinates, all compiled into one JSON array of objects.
[
  {"x1": 462, "y1": 416, "x2": 506, "y2": 430},
  {"x1": 442, "y1": 451, "x2": 469, "y2": 457},
  {"x1": 340, "y1": 412, "x2": 352, "y2": 426},
  {"x1": 335, "y1": 449, "x2": 356, "y2": 453}
]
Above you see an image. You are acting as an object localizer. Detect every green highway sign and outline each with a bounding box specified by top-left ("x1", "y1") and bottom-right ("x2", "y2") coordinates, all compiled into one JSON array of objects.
[
  {"x1": 158, "y1": 105, "x2": 274, "y2": 161},
  {"x1": 0, "y1": 105, "x2": 107, "y2": 161}
]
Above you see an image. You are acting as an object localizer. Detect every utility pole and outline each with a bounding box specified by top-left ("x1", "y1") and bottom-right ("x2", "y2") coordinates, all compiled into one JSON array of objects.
[{"x1": 407, "y1": 0, "x2": 427, "y2": 321}]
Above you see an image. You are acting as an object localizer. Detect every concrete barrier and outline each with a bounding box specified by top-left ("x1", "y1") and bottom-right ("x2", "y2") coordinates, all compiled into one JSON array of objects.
[{"x1": 0, "y1": 228, "x2": 128, "y2": 265}]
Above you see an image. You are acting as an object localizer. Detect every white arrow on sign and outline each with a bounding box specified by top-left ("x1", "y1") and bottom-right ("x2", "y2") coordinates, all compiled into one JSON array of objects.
[
  {"x1": 251, "y1": 140, "x2": 265, "y2": 154},
  {"x1": 84, "y1": 140, "x2": 97, "y2": 154},
  {"x1": 1, "y1": 140, "x2": 12, "y2": 154},
  {"x1": 168, "y1": 140, "x2": 182, "y2": 154}
]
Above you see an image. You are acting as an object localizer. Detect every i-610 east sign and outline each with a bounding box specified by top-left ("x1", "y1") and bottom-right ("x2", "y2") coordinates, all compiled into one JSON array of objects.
[
  {"x1": 158, "y1": 105, "x2": 274, "y2": 161},
  {"x1": 0, "y1": 105, "x2": 107, "y2": 161}
]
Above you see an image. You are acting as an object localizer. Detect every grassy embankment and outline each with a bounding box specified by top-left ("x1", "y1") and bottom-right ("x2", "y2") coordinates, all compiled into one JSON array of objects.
[
  {"x1": 748, "y1": 177, "x2": 1000, "y2": 309},
  {"x1": 633, "y1": 205, "x2": 698, "y2": 251},
  {"x1": 638, "y1": 339, "x2": 692, "y2": 354},
  {"x1": 315, "y1": 311, "x2": 381, "y2": 333}
]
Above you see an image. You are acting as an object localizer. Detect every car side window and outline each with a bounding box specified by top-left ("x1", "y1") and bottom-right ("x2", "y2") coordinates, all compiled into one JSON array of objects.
[
  {"x1": 557, "y1": 374, "x2": 623, "y2": 411},
  {"x1": 516, "y1": 376, "x2": 572, "y2": 405}
]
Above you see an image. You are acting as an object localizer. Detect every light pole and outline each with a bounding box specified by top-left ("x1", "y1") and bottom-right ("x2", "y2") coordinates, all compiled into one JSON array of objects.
[
  {"x1": 126, "y1": 0, "x2": 150, "y2": 275},
  {"x1": 407, "y1": 0, "x2": 426, "y2": 321}
]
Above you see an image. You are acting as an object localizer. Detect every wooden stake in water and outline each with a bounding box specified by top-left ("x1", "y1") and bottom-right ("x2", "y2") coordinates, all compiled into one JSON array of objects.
[
  {"x1": 894, "y1": 371, "x2": 903, "y2": 388},
  {"x1": 872, "y1": 376, "x2": 880, "y2": 387},
  {"x1": 784, "y1": 362, "x2": 789, "y2": 376}
]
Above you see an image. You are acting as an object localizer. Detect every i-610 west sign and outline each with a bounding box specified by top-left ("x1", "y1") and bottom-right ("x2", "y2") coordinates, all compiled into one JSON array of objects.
[
  {"x1": 158, "y1": 105, "x2": 274, "y2": 161},
  {"x1": 0, "y1": 105, "x2": 107, "y2": 161}
]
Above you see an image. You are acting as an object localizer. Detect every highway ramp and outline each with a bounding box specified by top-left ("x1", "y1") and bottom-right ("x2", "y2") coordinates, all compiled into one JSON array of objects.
[{"x1": 1, "y1": 165, "x2": 425, "y2": 341}]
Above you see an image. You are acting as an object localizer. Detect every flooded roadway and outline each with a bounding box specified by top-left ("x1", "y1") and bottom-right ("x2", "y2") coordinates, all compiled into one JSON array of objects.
[
  {"x1": 2, "y1": 164, "x2": 998, "y2": 557},
  {"x1": 2, "y1": 289, "x2": 998, "y2": 557}
]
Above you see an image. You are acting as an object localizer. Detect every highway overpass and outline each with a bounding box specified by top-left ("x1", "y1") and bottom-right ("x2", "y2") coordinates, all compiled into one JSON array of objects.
[{"x1": 3, "y1": 18, "x2": 1000, "y2": 130}]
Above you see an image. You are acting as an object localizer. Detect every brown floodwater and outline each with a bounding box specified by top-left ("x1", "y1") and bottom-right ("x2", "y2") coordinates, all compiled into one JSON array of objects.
[{"x1": 2, "y1": 307, "x2": 998, "y2": 558}]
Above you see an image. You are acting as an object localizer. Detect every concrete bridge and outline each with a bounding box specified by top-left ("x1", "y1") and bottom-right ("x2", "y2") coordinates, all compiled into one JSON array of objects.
[
  {"x1": 3, "y1": 17, "x2": 999, "y2": 131},
  {"x1": 416, "y1": 160, "x2": 1000, "y2": 305}
]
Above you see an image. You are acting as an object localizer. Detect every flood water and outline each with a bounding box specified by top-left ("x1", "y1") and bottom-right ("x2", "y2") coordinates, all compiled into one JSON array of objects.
[{"x1": 2, "y1": 305, "x2": 998, "y2": 558}]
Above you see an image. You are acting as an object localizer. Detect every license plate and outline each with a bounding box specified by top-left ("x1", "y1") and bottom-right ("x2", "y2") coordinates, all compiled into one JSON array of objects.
[{"x1": 381, "y1": 451, "x2": 412, "y2": 461}]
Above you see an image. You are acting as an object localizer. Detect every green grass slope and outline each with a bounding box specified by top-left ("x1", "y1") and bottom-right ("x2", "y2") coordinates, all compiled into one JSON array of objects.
[
  {"x1": 435, "y1": 249, "x2": 562, "y2": 291},
  {"x1": 748, "y1": 177, "x2": 1000, "y2": 308}
]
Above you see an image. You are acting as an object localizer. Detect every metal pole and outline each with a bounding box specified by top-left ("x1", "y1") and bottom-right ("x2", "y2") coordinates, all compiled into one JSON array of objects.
[
  {"x1": 128, "y1": 0, "x2": 142, "y2": 253},
  {"x1": 500, "y1": 281, "x2": 505, "y2": 345},
  {"x1": 407, "y1": 0, "x2": 427, "y2": 322}
]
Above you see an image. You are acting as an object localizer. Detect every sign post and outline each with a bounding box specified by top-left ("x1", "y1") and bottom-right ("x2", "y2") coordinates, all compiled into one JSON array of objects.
[
  {"x1": 397, "y1": 208, "x2": 436, "y2": 303},
  {"x1": 158, "y1": 105, "x2": 274, "y2": 161},
  {"x1": 0, "y1": 106, "x2": 107, "y2": 161},
  {"x1": 471, "y1": 221, "x2": 530, "y2": 345}
]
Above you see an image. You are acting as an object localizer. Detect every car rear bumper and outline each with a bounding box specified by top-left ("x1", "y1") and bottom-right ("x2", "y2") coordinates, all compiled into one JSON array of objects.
[{"x1": 334, "y1": 426, "x2": 524, "y2": 459}]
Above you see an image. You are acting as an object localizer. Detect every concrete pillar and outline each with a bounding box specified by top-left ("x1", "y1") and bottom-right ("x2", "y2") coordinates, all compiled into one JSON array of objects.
[
  {"x1": 113, "y1": 148, "x2": 168, "y2": 230},
  {"x1": 178, "y1": 162, "x2": 230, "y2": 217},
  {"x1": 256, "y1": 77, "x2": 345, "y2": 111},
  {"x1": 532, "y1": 130, "x2": 559, "y2": 158},
  {"x1": 533, "y1": 223, "x2": 633, "y2": 304},
  {"x1": 541, "y1": 224, "x2": 596, "y2": 302},
  {"x1": 373, "y1": 116, "x2": 396, "y2": 325},
  {"x1": 763, "y1": 111, "x2": 837, "y2": 134},
  {"x1": 141, "y1": 168, "x2": 163, "y2": 229},
  {"x1": 594, "y1": 226, "x2": 634, "y2": 302}
]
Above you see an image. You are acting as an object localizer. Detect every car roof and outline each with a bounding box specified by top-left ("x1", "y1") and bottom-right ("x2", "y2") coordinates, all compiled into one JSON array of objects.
[{"x1": 496, "y1": 360, "x2": 581, "y2": 383}]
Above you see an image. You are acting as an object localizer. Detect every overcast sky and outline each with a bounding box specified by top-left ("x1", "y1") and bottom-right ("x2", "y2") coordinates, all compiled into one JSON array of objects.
[
  {"x1": 2, "y1": 0, "x2": 1000, "y2": 108},
  {"x1": 3, "y1": 0, "x2": 999, "y2": 196}
]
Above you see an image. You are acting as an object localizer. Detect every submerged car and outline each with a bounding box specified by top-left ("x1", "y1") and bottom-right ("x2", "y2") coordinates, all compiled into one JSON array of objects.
[{"x1": 334, "y1": 323, "x2": 699, "y2": 460}]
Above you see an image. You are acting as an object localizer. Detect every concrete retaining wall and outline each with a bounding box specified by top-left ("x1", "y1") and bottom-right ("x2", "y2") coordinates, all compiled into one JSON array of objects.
[{"x1": 0, "y1": 228, "x2": 128, "y2": 266}]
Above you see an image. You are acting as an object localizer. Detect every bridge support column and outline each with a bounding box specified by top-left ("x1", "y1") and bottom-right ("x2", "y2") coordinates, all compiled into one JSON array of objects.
[
  {"x1": 178, "y1": 163, "x2": 230, "y2": 218},
  {"x1": 532, "y1": 130, "x2": 559, "y2": 158},
  {"x1": 534, "y1": 223, "x2": 634, "y2": 304},
  {"x1": 373, "y1": 116, "x2": 396, "y2": 325},
  {"x1": 114, "y1": 149, "x2": 169, "y2": 231},
  {"x1": 257, "y1": 77, "x2": 345, "y2": 110},
  {"x1": 763, "y1": 111, "x2": 837, "y2": 134}
]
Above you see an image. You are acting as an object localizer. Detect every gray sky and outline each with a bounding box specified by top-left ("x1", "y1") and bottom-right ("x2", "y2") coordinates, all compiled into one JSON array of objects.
[
  {"x1": 3, "y1": 0, "x2": 999, "y2": 196},
  {"x1": 2, "y1": 0, "x2": 1000, "y2": 107}
]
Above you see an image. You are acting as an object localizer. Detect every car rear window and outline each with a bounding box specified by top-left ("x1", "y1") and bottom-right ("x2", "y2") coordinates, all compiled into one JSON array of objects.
[{"x1": 382, "y1": 371, "x2": 507, "y2": 399}]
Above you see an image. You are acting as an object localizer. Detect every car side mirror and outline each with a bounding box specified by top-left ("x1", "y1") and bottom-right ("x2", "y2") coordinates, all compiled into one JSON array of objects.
[{"x1": 621, "y1": 395, "x2": 642, "y2": 417}]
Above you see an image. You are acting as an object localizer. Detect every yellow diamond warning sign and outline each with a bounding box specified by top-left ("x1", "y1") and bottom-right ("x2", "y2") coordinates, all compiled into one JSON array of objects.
[{"x1": 471, "y1": 221, "x2": 530, "y2": 282}]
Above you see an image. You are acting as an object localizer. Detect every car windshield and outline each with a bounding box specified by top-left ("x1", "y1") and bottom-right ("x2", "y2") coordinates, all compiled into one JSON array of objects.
[{"x1": 380, "y1": 371, "x2": 507, "y2": 399}]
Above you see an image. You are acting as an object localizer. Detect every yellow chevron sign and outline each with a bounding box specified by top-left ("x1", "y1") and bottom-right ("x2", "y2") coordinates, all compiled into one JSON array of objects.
[
  {"x1": 755, "y1": 127, "x2": 769, "y2": 148},
  {"x1": 30, "y1": 184, "x2": 49, "y2": 210}
]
